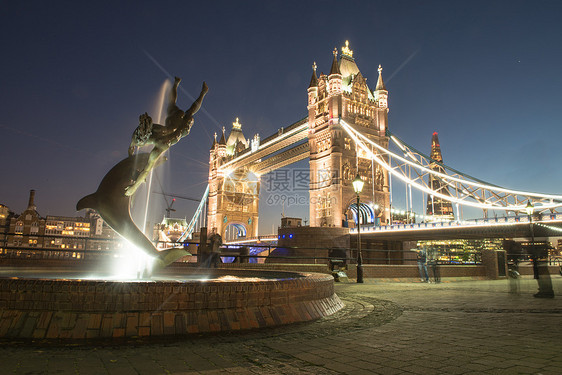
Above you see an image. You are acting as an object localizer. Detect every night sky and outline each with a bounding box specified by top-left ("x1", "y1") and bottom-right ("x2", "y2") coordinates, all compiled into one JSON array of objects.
[{"x1": 2, "y1": 1, "x2": 562, "y2": 233}]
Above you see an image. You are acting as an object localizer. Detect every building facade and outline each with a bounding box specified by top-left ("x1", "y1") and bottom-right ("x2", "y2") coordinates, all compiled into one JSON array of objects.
[{"x1": 1, "y1": 190, "x2": 121, "y2": 260}]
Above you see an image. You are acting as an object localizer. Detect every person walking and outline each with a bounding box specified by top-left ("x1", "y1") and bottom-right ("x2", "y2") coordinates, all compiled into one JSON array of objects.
[
  {"x1": 417, "y1": 247, "x2": 429, "y2": 282},
  {"x1": 208, "y1": 230, "x2": 223, "y2": 268},
  {"x1": 428, "y1": 247, "x2": 440, "y2": 283}
]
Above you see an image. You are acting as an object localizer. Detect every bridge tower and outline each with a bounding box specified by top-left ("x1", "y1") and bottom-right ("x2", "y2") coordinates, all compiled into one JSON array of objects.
[
  {"x1": 207, "y1": 119, "x2": 260, "y2": 240},
  {"x1": 308, "y1": 42, "x2": 390, "y2": 227}
]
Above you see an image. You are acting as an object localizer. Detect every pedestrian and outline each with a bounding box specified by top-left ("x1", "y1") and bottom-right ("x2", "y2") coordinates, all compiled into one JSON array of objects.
[
  {"x1": 209, "y1": 230, "x2": 222, "y2": 268},
  {"x1": 417, "y1": 247, "x2": 429, "y2": 282},
  {"x1": 428, "y1": 247, "x2": 440, "y2": 283}
]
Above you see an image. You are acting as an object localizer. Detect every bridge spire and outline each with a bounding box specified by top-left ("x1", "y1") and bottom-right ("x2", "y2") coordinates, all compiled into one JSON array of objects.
[
  {"x1": 210, "y1": 131, "x2": 217, "y2": 149},
  {"x1": 375, "y1": 64, "x2": 387, "y2": 91},
  {"x1": 219, "y1": 126, "x2": 226, "y2": 145},
  {"x1": 309, "y1": 62, "x2": 318, "y2": 88},
  {"x1": 329, "y1": 48, "x2": 341, "y2": 75}
]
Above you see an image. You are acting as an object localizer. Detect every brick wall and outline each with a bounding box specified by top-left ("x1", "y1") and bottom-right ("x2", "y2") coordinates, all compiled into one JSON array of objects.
[{"x1": 0, "y1": 270, "x2": 343, "y2": 340}]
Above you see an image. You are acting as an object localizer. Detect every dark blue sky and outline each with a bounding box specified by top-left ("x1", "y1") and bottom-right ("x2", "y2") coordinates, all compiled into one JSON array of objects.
[{"x1": 2, "y1": 1, "x2": 562, "y2": 232}]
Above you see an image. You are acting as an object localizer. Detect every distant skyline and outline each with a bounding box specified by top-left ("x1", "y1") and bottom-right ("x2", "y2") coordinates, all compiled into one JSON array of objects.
[{"x1": 2, "y1": 1, "x2": 562, "y2": 233}]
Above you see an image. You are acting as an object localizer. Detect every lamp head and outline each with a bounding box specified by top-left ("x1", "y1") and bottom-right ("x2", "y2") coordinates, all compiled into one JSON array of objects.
[
  {"x1": 352, "y1": 174, "x2": 364, "y2": 194},
  {"x1": 525, "y1": 201, "x2": 534, "y2": 216}
]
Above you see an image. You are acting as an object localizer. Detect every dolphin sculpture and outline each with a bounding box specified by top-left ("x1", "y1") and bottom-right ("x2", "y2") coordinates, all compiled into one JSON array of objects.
[{"x1": 77, "y1": 152, "x2": 190, "y2": 269}]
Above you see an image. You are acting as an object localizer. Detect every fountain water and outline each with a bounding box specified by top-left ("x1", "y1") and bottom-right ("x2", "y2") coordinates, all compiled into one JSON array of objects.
[
  {"x1": 141, "y1": 79, "x2": 171, "y2": 236},
  {"x1": 126, "y1": 79, "x2": 172, "y2": 279}
]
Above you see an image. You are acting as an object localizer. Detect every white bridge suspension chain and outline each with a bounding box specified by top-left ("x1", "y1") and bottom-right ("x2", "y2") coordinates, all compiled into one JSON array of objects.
[
  {"x1": 338, "y1": 119, "x2": 562, "y2": 213},
  {"x1": 178, "y1": 184, "x2": 210, "y2": 242}
]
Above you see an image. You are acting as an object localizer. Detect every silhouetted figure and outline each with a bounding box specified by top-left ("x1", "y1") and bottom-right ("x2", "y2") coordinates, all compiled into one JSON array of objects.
[
  {"x1": 208, "y1": 231, "x2": 222, "y2": 268},
  {"x1": 428, "y1": 247, "x2": 440, "y2": 283},
  {"x1": 531, "y1": 244, "x2": 554, "y2": 298},
  {"x1": 239, "y1": 246, "x2": 250, "y2": 263},
  {"x1": 417, "y1": 247, "x2": 429, "y2": 282}
]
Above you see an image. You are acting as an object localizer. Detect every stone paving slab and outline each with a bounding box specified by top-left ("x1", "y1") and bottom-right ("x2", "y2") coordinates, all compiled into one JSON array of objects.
[{"x1": 0, "y1": 277, "x2": 560, "y2": 374}]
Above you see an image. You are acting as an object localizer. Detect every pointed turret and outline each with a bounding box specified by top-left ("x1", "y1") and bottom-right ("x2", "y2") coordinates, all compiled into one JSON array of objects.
[
  {"x1": 219, "y1": 127, "x2": 226, "y2": 145},
  {"x1": 374, "y1": 65, "x2": 388, "y2": 109},
  {"x1": 426, "y1": 132, "x2": 454, "y2": 221},
  {"x1": 375, "y1": 64, "x2": 387, "y2": 91},
  {"x1": 328, "y1": 48, "x2": 343, "y2": 97},
  {"x1": 309, "y1": 62, "x2": 318, "y2": 88},
  {"x1": 210, "y1": 132, "x2": 217, "y2": 150},
  {"x1": 329, "y1": 48, "x2": 341, "y2": 75}
]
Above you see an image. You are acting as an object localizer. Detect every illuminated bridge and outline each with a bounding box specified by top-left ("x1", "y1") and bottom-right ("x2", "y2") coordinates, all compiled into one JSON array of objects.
[{"x1": 180, "y1": 41, "x2": 562, "y2": 244}]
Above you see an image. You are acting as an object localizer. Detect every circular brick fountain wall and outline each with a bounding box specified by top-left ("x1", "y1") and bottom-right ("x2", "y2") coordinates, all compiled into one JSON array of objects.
[{"x1": 0, "y1": 269, "x2": 343, "y2": 340}]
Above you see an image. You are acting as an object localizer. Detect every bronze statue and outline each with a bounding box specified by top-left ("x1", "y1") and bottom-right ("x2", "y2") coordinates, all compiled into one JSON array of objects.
[
  {"x1": 77, "y1": 153, "x2": 190, "y2": 268},
  {"x1": 126, "y1": 77, "x2": 208, "y2": 196},
  {"x1": 77, "y1": 77, "x2": 208, "y2": 269}
]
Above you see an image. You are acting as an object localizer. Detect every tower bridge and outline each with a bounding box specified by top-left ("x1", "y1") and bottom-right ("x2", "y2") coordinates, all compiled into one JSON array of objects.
[{"x1": 181, "y1": 41, "x2": 562, "y2": 244}]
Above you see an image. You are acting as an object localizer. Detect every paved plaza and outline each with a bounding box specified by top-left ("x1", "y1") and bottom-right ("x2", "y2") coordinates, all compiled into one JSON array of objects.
[{"x1": 1, "y1": 276, "x2": 561, "y2": 375}]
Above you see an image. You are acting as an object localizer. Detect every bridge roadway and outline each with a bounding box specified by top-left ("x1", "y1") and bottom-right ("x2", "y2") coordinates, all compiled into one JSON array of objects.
[{"x1": 351, "y1": 214, "x2": 562, "y2": 241}]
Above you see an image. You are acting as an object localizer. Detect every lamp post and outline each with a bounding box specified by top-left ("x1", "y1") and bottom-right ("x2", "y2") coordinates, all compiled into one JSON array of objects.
[
  {"x1": 352, "y1": 174, "x2": 365, "y2": 283},
  {"x1": 525, "y1": 201, "x2": 537, "y2": 279},
  {"x1": 525, "y1": 201, "x2": 535, "y2": 242}
]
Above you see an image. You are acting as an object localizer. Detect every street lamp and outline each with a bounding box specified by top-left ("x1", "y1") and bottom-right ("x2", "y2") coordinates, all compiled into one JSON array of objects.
[
  {"x1": 526, "y1": 201, "x2": 535, "y2": 250},
  {"x1": 352, "y1": 174, "x2": 365, "y2": 283},
  {"x1": 525, "y1": 201, "x2": 537, "y2": 278}
]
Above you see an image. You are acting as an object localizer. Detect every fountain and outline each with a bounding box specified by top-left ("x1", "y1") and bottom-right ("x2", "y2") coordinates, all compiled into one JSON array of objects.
[{"x1": 0, "y1": 77, "x2": 343, "y2": 340}]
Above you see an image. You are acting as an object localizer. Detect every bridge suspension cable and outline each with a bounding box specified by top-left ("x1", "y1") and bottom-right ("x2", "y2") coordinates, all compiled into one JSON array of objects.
[
  {"x1": 339, "y1": 119, "x2": 562, "y2": 213},
  {"x1": 178, "y1": 184, "x2": 209, "y2": 242}
]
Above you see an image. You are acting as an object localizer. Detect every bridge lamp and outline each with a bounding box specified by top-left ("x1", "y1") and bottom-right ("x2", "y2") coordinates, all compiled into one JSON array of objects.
[
  {"x1": 352, "y1": 174, "x2": 364, "y2": 283},
  {"x1": 352, "y1": 174, "x2": 364, "y2": 195},
  {"x1": 525, "y1": 201, "x2": 534, "y2": 216}
]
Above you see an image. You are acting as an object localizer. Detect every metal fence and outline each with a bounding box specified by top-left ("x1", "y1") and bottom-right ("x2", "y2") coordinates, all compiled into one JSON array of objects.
[{"x1": 5, "y1": 232, "x2": 562, "y2": 266}]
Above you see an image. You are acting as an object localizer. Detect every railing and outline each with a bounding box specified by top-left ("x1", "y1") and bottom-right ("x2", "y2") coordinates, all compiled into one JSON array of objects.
[
  {"x1": 1, "y1": 239, "x2": 483, "y2": 265},
  {"x1": 192, "y1": 242, "x2": 483, "y2": 266},
  {"x1": 5, "y1": 235, "x2": 562, "y2": 267}
]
